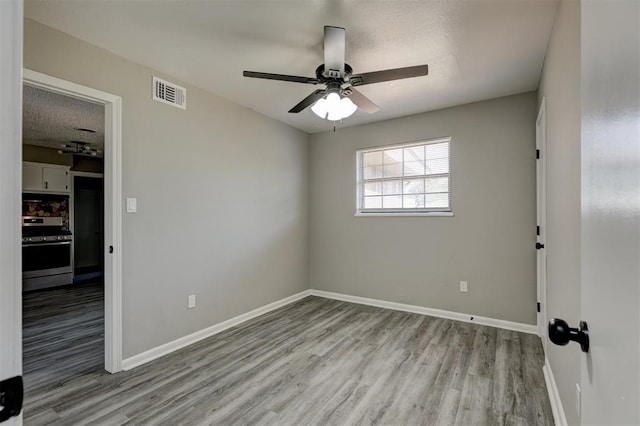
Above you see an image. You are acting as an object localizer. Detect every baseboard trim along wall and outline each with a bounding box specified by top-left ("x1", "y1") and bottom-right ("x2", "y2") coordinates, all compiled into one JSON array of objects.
[
  {"x1": 121, "y1": 290, "x2": 312, "y2": 371},
  {"x1": 122, "y1": 288, "x2": 537, "y2": 371},
  {"x1": 310, "y1": 289, "x2": 538, "y2": 335},
  {"x1": 542, "y1": 357, "x2": 568, "y2": 426}
]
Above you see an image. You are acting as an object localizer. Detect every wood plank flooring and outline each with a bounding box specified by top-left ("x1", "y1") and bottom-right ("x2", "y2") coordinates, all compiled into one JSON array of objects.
[
  {"x1": 23, "y1": 291, "x2": 553, "y2": 425},
  {"x1": 23, "y1": 282, "x2": 104, "y2": 396}
]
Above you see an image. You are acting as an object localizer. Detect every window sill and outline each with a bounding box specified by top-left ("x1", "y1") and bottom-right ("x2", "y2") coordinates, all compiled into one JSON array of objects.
[{"x1": 354, "y1": 212, "x2": 454, "y2": 217}]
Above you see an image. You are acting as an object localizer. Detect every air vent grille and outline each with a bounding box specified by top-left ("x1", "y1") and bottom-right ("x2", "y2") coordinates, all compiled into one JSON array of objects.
[{"x1": 153, "y1": 76, "x2": 186, "y2": 109}]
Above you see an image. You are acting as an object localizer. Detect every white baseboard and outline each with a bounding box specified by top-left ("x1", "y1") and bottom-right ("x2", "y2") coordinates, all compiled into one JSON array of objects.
[
  {"x1": 309, "y1": 289, "x2": 537, "y2": 335},
  {"x1": 121, "y1": 289, "x2": 312, "y2": 371},
  {"x1": 122, "y1": 288, "x2": 537, "y2": 371},
  {"x1": 543, "y1": 357, "x2": 568, "y2": 426}
]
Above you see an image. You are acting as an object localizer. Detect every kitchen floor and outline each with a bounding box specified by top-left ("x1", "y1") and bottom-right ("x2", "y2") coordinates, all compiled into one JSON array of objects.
[{"x1": 22, "y1": 282, "x2": 104, "y2": 400}]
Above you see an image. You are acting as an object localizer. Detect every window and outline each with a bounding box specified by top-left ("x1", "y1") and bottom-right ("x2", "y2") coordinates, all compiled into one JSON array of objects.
[{"x1": 356, "y1": 138, "x2": 451, "y2": 214}]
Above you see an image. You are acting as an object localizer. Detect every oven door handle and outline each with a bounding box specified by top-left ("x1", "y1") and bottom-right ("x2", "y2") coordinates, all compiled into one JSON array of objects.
[{"x1": 22, "y1": 241, "x2": 72, "y2": 247}]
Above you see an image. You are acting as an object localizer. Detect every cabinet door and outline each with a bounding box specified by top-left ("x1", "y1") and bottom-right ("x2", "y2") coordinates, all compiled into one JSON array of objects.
[
  {"x1": 42, "y1": 167, "x2": 69, "y2": 192},
  {"x1": 23, "y1": 163, "x2": 43, "y2": 191}
]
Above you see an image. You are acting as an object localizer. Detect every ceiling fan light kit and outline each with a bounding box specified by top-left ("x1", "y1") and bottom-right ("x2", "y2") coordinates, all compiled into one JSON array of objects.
[
  {"x1": 58, "y1": 141, "x2": 101, "y2": 157},
  {"x1": 243, "y1": 26, "x2": 429, "y2": 125},
  {"x1": 311, "y1": 92, "x2": 357, "y2": 120}
]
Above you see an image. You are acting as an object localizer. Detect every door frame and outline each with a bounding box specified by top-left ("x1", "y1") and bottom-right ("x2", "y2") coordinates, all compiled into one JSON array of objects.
[
  {"x1": 23, "y1": 69, "x2": 123, "y2": 373},
  {"x1": 536, "y1": 97, "x2": 548, "y2": 354},
  {"x1": 0, "y1": 0, "x2": 23, "y2": 423}
]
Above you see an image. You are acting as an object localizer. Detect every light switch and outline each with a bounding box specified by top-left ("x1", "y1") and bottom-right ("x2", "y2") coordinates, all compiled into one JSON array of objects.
[{"x1": 126, "y1": 197, "x2": 137, "y2": 213}]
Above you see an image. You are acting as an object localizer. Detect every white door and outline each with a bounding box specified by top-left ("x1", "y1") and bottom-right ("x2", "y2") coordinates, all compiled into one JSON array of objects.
[
  {"x1": 580, "y1": 1, "x2": 639, "y2": 424},
  {"x1": 0, "y1": 0, "x2": 23, "y2": 424},
  {"x1": 536, "y1": 98, "x2": 548, "y2": 354}
]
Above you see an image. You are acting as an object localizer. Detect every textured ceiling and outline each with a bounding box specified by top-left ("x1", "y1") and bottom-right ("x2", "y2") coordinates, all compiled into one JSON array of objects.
[
  {"x1": 23, "y1": 85, "x2": 105, "y2": 154},
  {"x1": 24, "y1": 0, "x2": 558, "y2": 134}
]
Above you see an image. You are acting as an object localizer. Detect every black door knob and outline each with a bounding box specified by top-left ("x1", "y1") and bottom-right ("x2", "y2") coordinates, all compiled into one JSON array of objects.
[{"x1": 548, "y1": 318, "x2": 589, "y2": 353}]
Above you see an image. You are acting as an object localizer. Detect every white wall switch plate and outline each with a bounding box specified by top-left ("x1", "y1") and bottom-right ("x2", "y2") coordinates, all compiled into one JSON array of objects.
[
  {"x1": 188, "y1": 294, "x2": 196, "y2": 309},
  {"x1": 460, "y1": 281, "x2": 468, "y2": 292},
  {"x1": 126, "y1": 197, "x2": 137, "y2": 213}
]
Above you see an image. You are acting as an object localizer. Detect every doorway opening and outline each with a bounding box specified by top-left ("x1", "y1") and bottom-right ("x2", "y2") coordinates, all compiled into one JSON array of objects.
[
  {"x1": 73, "y1": 174, "x2": 105, "y2": 284},
  {"x1": 21, "y1": 70, "x2": 122, "y2": 399}
]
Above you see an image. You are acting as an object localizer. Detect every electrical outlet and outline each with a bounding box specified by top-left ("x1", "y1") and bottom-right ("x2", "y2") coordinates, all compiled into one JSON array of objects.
[
  {"x1": 460, "y1": 281, "x2": 468, "y2": 292},
  {"x1": 576, "y1": 383, "x2": 581, "y2": 417},
  {"x1": 188, "y1": 294, "x2": 196, "y2": 309}
]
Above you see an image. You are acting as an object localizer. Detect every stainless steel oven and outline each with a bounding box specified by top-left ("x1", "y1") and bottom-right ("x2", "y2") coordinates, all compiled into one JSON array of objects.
[{"x1": 22, "y1": 216, "x2": 73, "y2": 291}]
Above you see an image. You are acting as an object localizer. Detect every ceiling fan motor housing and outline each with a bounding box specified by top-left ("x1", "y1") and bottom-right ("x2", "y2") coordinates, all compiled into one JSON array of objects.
[
  {"x1": 315, "y1": 64, "x2": 354, "y2": 82},
  {"x1": 315, "y1": 64, "x2": 354, "y2": 97}
]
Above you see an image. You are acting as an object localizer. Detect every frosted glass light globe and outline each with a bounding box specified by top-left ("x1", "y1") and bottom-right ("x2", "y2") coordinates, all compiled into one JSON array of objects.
[{"x1": 311, "y1": 93, "x2": 358, "y2": 121}]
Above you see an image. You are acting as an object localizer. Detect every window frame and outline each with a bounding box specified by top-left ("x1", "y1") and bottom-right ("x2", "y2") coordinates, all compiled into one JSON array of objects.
[{"x1": 355, "y1": 137, "x2": 453, "y2": 216}]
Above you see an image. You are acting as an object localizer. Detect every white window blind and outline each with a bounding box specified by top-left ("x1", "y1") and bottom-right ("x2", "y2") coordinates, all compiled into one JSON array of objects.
[{"x1": 356, "y1": 138, "x2": 451, "y2": 213}]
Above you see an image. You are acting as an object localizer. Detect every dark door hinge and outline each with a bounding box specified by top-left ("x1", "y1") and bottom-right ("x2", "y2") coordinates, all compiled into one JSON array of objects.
[
  {"x1": 536, "y1": 149, "x2": 540, "y2": 159},
  {"x1": 536, "y1": 242, "x2": 545, "y2": 250},
  {"x1": 537, "y1": 302, "x2": 541, "y2": 313},
  {"x1": 536, "y1": 225, "x2": 540, "y2": 236},
  {"x1": 0, "y1": 375, "x2": 23, "y2": 422},
  {"x1": 109, "y1": 245, "x2": 114, "y2": 254}
]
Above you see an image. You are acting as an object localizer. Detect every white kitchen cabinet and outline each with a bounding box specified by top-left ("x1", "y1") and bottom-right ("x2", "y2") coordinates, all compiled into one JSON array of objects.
[
  {"x1": 22, "y1": 162, "x2": 70, "y2": 193},
  {"x1": 22, "y1": 163, "x2": 43, "y2": 191},
  {"x1": 42, "y1": 166, "x2": 69, "y2": 192}
]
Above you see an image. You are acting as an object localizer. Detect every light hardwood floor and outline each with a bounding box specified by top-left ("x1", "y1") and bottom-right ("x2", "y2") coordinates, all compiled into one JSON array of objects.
[{"x1": 23, "y1": 287, "x2": 553, "y2": 425}]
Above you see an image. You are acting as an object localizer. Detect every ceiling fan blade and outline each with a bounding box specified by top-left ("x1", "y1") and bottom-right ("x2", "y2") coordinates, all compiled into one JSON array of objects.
[
  {"x1": 243, "y1": 71, "x2": 319, "y2": 85},
  {"x1": 345, "y1": 88, "x2": 380, "y2": 114},
  {"x1": 350, "y1": 64, "x2": 429, "y2": 86},
  {"x1": 323, "y1": 26, "x2": 345, "y2": 78},
  {"x1": 288, "y1": 89, "x2": 326, "y2": 113}
]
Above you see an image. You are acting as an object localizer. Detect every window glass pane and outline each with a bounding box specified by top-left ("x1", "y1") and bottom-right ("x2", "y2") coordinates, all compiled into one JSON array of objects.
[
  {"x1": 425, "y1": 177, "x2": 449, "y2": 193},
  {"x1": 383, "y1": 148, "x2": 403, "y2": 163},
  {"x1": 364, "y1": 196, "x2": 382, "y2": 209},
  {"x1": 383, "y1": 163, "x2": 402, "y2": 178},
  {"x1": 425, "y1": 142, "x2": 449, "y2": 159},
  {"x1": 404, "y1": 145, "x2": 425, "y2": 161},
  {"x1": 382, "y1": 195, "x2": 402, "y2": 208},
  {"x1": 403, "y1": 161, "x2": 424, "y2": 176},
  {"x1": 363, "y1": 151, "x2": 383, "y2": 167},
  {"x1": 425, "y1": 193, "x2": 450, "y2": 208},
  {"x1": 425, "y1": 158, "x2": 449, "y2": 175},
  {"x1": 364, "y1": 182, "x2": 382, "y2": 196},
  {"x1": 403, "y1": 178, "x2": 425, "y2": 194},
  {"x1": 403, "y1": 194, "x2": 425, "y2": 208},
  {"x1": 357, "y1": 139, "x2": 451, "y2": 213},
  {"x1": 364, "y1": 165, "x2": 383, "y2": 179},
  {"x1": 383, "y1": 180, "x2": 402, "y2": 195}
]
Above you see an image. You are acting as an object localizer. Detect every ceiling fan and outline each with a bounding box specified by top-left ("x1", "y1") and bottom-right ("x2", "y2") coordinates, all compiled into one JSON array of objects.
[{"x1": 243, "y1": 26, "x2": 429, "y2": 121}]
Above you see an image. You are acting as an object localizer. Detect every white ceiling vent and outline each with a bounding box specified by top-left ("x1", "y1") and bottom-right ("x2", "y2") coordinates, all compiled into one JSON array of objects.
[{"x1": 153, "y1": 76, "x2": 186, "y2": 110}]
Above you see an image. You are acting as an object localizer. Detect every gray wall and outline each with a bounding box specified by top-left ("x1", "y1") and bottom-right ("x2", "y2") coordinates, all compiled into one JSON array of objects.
[
  {"x1": 22, "y1": 145, "x2": 103, "y2": 172},
  {"x1": 23, "y1": 144, "x2": 72, "y2": 166},
  {"x1": 24, "y1": 19, "x2": 310, "y2": 358},
  {"x1": 309, "y1": 92, "x2": 538, "y2": 324},
  {"x1": 537, "y1": 1, "x2": 582, "y2": 424}
]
